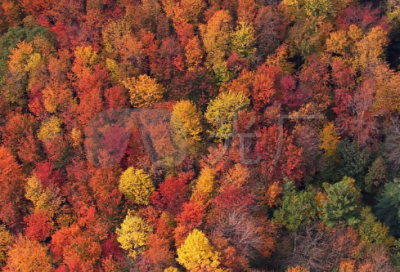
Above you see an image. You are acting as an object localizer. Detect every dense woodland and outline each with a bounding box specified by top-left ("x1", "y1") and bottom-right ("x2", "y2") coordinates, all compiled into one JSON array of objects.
[{"x1": 1, "y1": 0, "x2": 400, "y2": 271}]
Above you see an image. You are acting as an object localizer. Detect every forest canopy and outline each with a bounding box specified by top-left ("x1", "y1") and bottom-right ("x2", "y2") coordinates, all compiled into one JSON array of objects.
[{"x1": 1, "y1": 0, "x2": 400, "y2": 271}]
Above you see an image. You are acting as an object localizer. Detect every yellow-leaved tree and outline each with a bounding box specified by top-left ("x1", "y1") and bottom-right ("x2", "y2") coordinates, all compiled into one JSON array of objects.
[
  {"x1": 122, "y1": 74, "x2": 164, "y2": 108},
  {"x1": 176, "y1": 229, "x2": 221, "y2": 271},
  {"x1": 230, "y1": 21, "x2": 256, "y2": 59},
  {"x1": 0, "y1": 225, "x2": 13, "y2": 267},
  {"x1": 25, "y1": 174, "x2": 53, "y2": 211},
  {"x1": 191, "y1": 166, "x2": 216, "y2": 204},
  {"x1": 319, "y1": 122, "x2": 340, "y2": 158},
  {"x1": 37, "y1": 116, "x2": 63, "y2": 141},
  {"x1": 205, "y1": 90, "x2": 250, "y2": 139},
  {"x1": 200, "y1": 10, "x2": 233, "y2": 83},
  {"x1": 171, "y1": 100, "x2": 203, "y2": 141},
  {"x1": 71, "y1": 45, "x2": 99, "y2": 80},
  {"x1": 116, "y1": 212, "x2": 153, "y2": 259},
  {"x1": 354, "y1": 26, "x2": 389, "y2": 71},
  {"x1": 8, "y1": 41, "x2": 43, "y2": 75},
  {"x1": 118, "y1": 167, "x2": 155, "y2": 205},
  {"x1": 372, "y1": 63, "x2": 400, "y2": 114}
]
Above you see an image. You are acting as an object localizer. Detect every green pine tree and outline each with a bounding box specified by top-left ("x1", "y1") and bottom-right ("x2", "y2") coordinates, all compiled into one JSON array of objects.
[
  {"x1": 274, "y1": 181, "x2": 317, "y2": 233},
  {"x1": 321, "y1": 176, "x2": 361, "y2": 228}
]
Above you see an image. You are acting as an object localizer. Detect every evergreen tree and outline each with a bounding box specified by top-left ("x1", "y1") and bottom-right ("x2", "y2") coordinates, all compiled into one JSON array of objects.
[
  {"x1": 364, "y1": 156, "x2": 387, "y2": 193},
  {"x1": 375, "y1": 179, "x2": 400, "y2": 236},
  {"x1": 274, "y1": 181, "x2": 317, "y2": 233},
  {"x1": 321, "y1": 176, "x2": 361, "y2": 228},
  {"x1": 337, "y1": 139, "x2": 370, "y2": 180}
]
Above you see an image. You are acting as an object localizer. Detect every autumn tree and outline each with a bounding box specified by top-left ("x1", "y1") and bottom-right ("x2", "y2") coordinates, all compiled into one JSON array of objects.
[
  {"x1": 119, "y1": 167, "x2": 155, "y2": 205},
  {"x1": 151, "y1": 174, "x2": 190, "y2": 215},
  {"x1": 184, "y1": 36, "x2": 203, "y2": 70},
  {"x1": 293, "y1": 123, "x2": 321, "y2": 177},
  {"x1": 122, "y1": 74, "x2": 165, "y2": 108},
  {"x1": 171, "y1": 100, "x2": 203, "y2": 141},
  {"x1": 71, "y1": 45, "x2": 99, "y2": 80},
  {"x1": 144, "y1": 213, "x2": 176, "y2": 271},
  {"x1": 200, "y1": 10, "x2": 233, "y2": 83},
  {"x1": 255, "y1": 124, "x2": 304, "y2": 182},
  {"x1": 297, "y1": 54, "x2": 331, "y2": 112},
  {"x1": 5, "y1": 235, "x2": 52, "y2": 272},
  {"x1": 75, "y1": 67, "x2": 106, "y2": 126},
  {"x1": 174, "y1": 201, "x2": 205, "y2": 246},
  {"x1": 251, "y1": 64, "x2": 282, "y2": 111},
  {"x1": 171, "y1": 5, "x2": 195, "y2": 48},
  {"x1": 0, "y1": 225, "x2": 13, "y2": 267},
  {"x1": 205, "y1": 90, "x2": 249, "y2": 139},
  {"x1": 283, "y1": 223, "x2": 358, "y2": 271},
  {"x1": 116, "y1": 212, "x2": 153, "y2": 259},
  {"x1": 0, "y1": 146, "x2": 25, "y2": 227},
  {"x1": 180, "y1": 0, "x2": 206, "y2": 23},
  {"x1": 208, "y1": 203, "x2": 276, "y2": 261},
  {"x1": 24, "y1": 210, "x2": 53, "y2": 243},
  {"x1": 176, "y1": 229, "x2": 221, "y2": 271},
  {"x1": 254, "y1": 6, "x2": 285, "y2": 59},
  {"x1": 230, "y1": 21, "x2": 256, "y2": 60},
  {"x1": 2, "y1": 113, "x2": 40, "y2": 168},
  {"x1": 50, "y1": 224, "x2": 102, "y2": 271},
  {"x1": 319, "y1": 122, "x2": 340, "y2": 158},
  {"x1": 102, "y1": 19, "x2": 145, "y2": 80},
  {"x1": 37, "y1": 116, "x2": 63, "y2": 141},
  {"x1": 191, "y1": 167, "x2": 216, "y2": 204},
  {"x1": 25, "y1": 174, "x2": 54, "y2": 211}
]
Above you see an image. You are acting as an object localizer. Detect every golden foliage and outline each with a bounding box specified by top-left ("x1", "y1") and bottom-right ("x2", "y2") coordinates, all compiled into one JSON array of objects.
[
  {"x1": 116, "y1": 212, "x2": 153, "y2": 259},
  {"x1": 71, "y1": 127, "x2": 83, "y2": 147},
  {"x1": 200, "y1": 10, "x2": 233, "y2": 83},
  {"x1": 319, "y1": 122, "x2": 339, "y2": 157},
  {"x1": 231, "y1": 21, "x2": 256, "y2": 59},
  {"x1": 171, "y1": 100, "x2": 203, "y2": 141},
  {"x1": 71, "y1": 46, "x2": 99, "y2": 79},
  {"x1": 118, "y1": 167, "x2": 155, "y2": 205},
  {"x1": 205, "y1": 90, "x2": 250, "y2": 139},
  {"x1": 0, "y1": 225, "x2": 13, "y2": 266},
  {"x1": 191, "y1": 167, "x2": 216, "y2": 204},
  {"x1": 354, "y1": 26, "x2": 389, "y2": 70},
  {"x1": 37, "y1": 116, "x2": 63, "y2": 141},
  {"x1": 176, "y1": 229, "x2": 221, "y2": 271},
  {"x1": 25, "y1": 174, "x2": 55, "y2": 215},
  {"x1": 122, "y1": 74, "x2": 164, "y2": 108}
]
